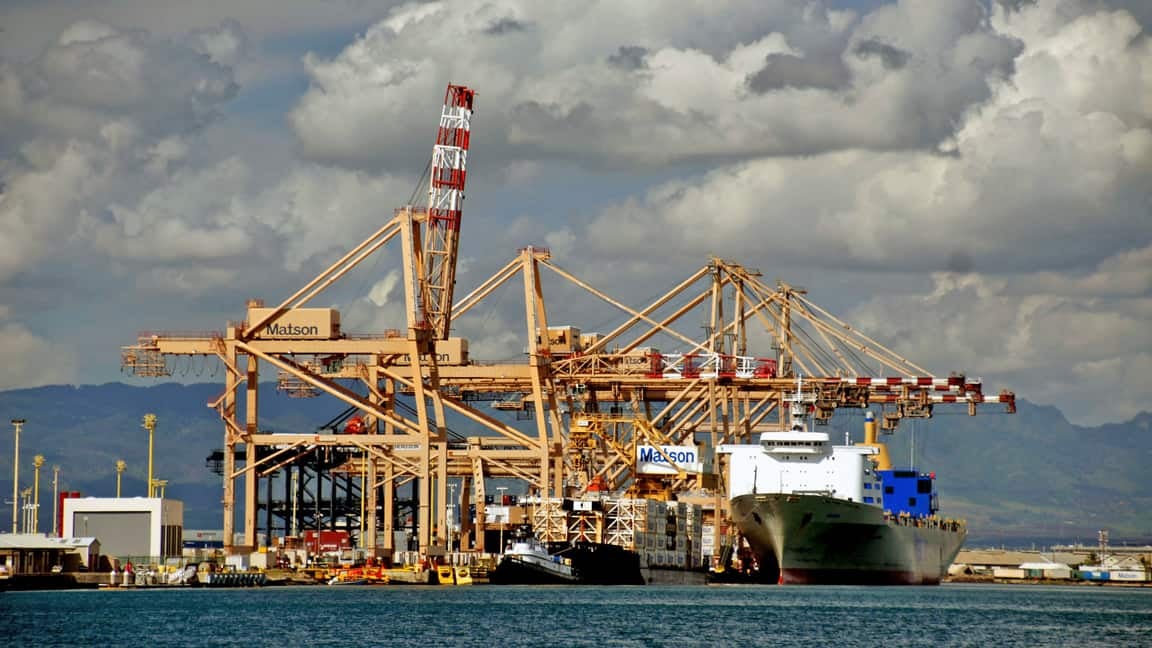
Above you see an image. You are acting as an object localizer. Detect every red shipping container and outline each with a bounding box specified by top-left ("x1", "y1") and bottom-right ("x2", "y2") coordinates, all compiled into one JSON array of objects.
[
  {"x1": 58, "y1": 491, "x2": 81, "y2": 538},
  {"x1": 303, "y1": 530, "x2": 351, "y2": 552}
]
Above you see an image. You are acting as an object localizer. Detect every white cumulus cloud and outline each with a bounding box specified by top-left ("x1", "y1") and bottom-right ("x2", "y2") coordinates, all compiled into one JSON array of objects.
[{"x1": 289, "y1": 0, "x2": 1023, "y2": 168}]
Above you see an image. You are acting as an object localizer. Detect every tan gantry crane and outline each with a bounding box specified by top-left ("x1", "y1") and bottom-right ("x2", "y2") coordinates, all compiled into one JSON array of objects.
[
  {"x1": 122, "y1": 85, "x2": 1015, "y2": 560},
  {"x1": 423, "y1": 252, "x2": 1015, "y2": 548},
  {"x1": 121, "y1": 84, "x2": 549, "y2": 555}
]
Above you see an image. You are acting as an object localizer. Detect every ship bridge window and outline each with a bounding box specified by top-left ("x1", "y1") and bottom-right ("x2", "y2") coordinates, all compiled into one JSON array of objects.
[
  {"x1": 917, "y1": 479, "x2": 932, "y2": 494},
  {"x1": 884, "y1": 486, "x2": 894, "y2": 495},
  {"x1": 908, "y1": 497, "x2": 917, "y2": 507},
  {"x1": 770, "y1": 440, "x2": 826, "y2": 449}
]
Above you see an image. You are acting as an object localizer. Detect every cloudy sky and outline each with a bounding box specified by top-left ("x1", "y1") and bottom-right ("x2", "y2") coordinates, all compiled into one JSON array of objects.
[{"x1": 0, "y1": 0, "x2": 1148, "y2": 426}]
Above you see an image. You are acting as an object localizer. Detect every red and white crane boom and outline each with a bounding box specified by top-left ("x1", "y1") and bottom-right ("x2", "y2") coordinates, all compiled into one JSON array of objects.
[{"x1": 420, "y1": 84, "x2": 476, "y2": 339}]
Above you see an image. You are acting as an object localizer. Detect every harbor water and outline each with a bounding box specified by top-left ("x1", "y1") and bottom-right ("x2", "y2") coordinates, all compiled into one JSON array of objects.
[{"x1": 1, "y1": 584, "x2": 1149, "y2": 646}]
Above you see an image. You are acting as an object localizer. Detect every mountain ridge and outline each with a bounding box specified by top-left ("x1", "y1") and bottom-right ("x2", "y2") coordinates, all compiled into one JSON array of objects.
[{"x1": 1, "y1": 382, "x2": 1148, "y2": 543}]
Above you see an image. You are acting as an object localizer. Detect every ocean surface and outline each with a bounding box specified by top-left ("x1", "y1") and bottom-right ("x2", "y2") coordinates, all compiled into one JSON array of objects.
[{"x1": 1, "y1": 583, "x2": 1149, "y2": 647}]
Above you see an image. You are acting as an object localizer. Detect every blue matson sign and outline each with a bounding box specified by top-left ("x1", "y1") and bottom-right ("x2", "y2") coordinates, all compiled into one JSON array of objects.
[{"x1": 636, "y1": 445, "x2": 702, "y2": 475}]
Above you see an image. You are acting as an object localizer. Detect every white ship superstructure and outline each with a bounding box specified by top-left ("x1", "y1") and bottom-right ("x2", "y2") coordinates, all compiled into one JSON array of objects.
[{"x1": 723, "y1": 379, "x2": 882, "y2": 505}]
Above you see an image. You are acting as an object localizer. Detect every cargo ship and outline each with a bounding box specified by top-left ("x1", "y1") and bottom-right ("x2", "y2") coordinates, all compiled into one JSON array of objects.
[{"x1": 721, "y1": 379, "x2": 965, "y2": 584}]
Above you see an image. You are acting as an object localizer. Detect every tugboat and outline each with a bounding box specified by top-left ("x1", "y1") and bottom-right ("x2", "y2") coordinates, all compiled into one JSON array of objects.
[{"x1": 489, "y1": 525, "x2": 580, "y2": 584}]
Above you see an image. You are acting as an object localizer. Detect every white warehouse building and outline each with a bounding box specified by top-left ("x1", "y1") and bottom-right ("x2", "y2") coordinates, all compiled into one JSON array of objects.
[{"x1": 62, "y1": 497, "x2": 184, "y2": 562}]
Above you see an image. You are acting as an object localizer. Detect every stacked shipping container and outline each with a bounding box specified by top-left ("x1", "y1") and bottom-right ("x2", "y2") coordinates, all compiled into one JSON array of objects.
[{"x1": 526, "y1": 497, "x2": 706, "y2": 571}]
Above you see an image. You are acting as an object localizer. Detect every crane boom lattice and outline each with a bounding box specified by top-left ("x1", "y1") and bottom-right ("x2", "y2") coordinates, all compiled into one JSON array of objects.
[{"x1": 421, "y1": 84, "x2": 476, "y2": 339}]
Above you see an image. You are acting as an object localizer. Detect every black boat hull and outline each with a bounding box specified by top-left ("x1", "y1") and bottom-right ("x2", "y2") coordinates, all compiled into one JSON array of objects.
[{"x1": 489, "y1": 557, "x2": 579, "y2": 585}]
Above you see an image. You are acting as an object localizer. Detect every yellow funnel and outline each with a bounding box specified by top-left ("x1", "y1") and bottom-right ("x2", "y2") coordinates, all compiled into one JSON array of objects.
[{"x1": 856, "y1": 411, "x2": 891, "y2": 470}]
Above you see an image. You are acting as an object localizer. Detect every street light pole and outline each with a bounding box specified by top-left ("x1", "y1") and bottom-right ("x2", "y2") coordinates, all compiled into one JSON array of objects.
[
  {"x1": 447, "y1": 482, "x2": 457, "y2": 552},
  {"x1": 142, "y1": 414, "x2": 156, "y2": 497},
  {"x1": 116, "y1": 460, "x2": 126, "y2": 498},
  {"x1": 359, "y1": 455, "x2": 366, "y2": 549},
  {"x1": 496, "y1": 485, "x2": 508, "y2": 553},
  {"x1": 32, "y1": 455, "x2": 44, "y2": 534},
  {"x1": 11, "y1": 418, "x2": 24, "y2": 534},
  {"x1": 20, "y1": 487, "x2": 31, "y2": 533},
  {"x1": 52, "y1": 465, "x2": 60, "y2": 537}
]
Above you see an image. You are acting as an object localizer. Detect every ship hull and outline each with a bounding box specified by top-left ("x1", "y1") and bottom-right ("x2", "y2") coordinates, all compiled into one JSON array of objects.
[
  {"x1": 554, "y1": 542, "x2": 645, "y2": 585},
  {"x1": 489, "y1": 556, "x2": 579, "y2": 585},
  {"x1": 730, "y1": 493, "x2": 965, "y2": 585}
]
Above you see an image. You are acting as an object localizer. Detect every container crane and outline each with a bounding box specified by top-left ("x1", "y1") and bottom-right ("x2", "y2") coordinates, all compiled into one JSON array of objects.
[
  {"x1": 118, "y1": 85, "x2": 1017, "y2": 567},
  {"x1": 121, "y1": 84, "x2": 486, "y2": 555}
]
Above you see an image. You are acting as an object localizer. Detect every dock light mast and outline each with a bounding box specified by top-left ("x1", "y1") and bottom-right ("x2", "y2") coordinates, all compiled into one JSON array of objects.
[
  {"x1": 10, "y1": 418, "x2": 24, "y2": 533},
  {"x1": 447, "y1": 481, "x2": 457, "y2": 551},
  {"x1": 496, "y1": 485, "x2": 508, "y2": 551},
  {"x1": 142, "y1": 414, "x2": 157, "y2": 497},
  {"x1": 51, "y1": 465, "x2": 59, "y2": 536},
  {"x1": 20, "y1": 487, "x2": 32, "y2": 533},
  {"x1": 116, "y1": 460, "x2": 126, "y2": 497},
  {"x1": 32, "y1": 455, "x2": 44, "y2": 534},
  {"x1": 359, "y1": 455, "x2": 366, "y2": 549}
]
